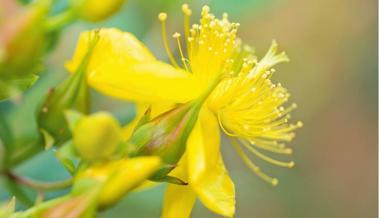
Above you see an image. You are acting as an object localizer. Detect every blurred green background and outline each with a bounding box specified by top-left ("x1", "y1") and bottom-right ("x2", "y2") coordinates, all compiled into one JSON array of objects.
[{"x1": 0, "y1": 0, "x2": 377, "y2": 217}]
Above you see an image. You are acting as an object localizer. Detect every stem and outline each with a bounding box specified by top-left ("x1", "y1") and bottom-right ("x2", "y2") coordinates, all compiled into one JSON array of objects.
[
  {"x1": 10, "y1": 195, "x2": 70, "y2": 218},
  {"x1": 4, "y1": 170, "x2": 72, "y2": 191},
  {"x1": 44, "y1": 9, "x2": 78, "y2": 32}
]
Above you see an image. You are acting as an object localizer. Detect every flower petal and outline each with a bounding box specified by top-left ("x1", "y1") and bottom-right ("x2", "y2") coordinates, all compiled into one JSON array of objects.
[
  {"x1": 187, "y1": 108, "x2": 235, "y2": 217},
  {"x1": 162, "y1": 155, "x2": 196, "y2": 218},
  {"x1": 162, "y1": 184, "x2": 196, "y2": 218},
  {"x1": 66, "y1": 28, "x2": 201, "y2": 103},
  {"x1": 78, "y1": 157, "x2": 161, "y2": 207}
]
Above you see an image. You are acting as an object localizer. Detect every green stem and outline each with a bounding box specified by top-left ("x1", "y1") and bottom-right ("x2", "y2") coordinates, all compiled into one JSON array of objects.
[
  {"x1": 10, "y1": 195, "x2": 70, "y2": 218},
  {"x1": 5, "y1": 170, "x2": 72, "y2": 191},
  {"x1": 44, "y1": 9, "x2": 78, "y2": 32}
]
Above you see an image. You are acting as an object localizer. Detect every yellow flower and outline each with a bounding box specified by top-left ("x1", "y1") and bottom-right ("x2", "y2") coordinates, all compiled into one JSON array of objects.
[{"x1": 66, "y1": 4, "x2": 302, "y2": 217}]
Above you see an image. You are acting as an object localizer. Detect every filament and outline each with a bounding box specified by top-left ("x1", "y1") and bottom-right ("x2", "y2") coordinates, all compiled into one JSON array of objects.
[
  {"x1": 240, "y1": 140, "x2": 295, "y2": 168},
  {"x1": 158, "y1": 12, "x2": 179, "y2": 68},
  {"x1": 181, "y1": 3, "x2": 192, "y2": 56},
  {"x1": 173, "y1": 32, "x2": 190, "y2": 72},
  {"x1": 230, "y1": 138, "x2": 279, "y2": 186}
]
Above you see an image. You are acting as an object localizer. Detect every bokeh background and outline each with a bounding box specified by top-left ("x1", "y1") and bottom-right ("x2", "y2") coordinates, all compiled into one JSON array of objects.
[{"x1": 0, "y1": 0, "x2": 377, "y2": 217}]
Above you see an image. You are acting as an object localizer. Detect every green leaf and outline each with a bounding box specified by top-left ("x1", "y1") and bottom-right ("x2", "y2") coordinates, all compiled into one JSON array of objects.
[
  {"x1": 4, "y1": 179, "x2": 33, "y2": 207},
  {"x1": 40, "y1": 129, "x2": 54, "y2": 150},
  {"x1": 55, "y1": 141, "x2": 78, "y2": 175},
  {"x1": 0, "y1": 75, "x2": 39, "y2": 102}
]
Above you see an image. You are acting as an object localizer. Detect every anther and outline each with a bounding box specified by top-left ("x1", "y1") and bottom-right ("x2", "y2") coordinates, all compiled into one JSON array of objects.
[
  {"x1": 181, "y1": 4, "x2": 192, "y2": 15},
  {"x1": 172, "y1": 32, "x2": 181, "y2": 38},
  {"x1": 271, "y1": 178, "x2": 279, "y2": 186},
  {"x1": 288, "y1": 161, "x2": 295, "y2": 168},
  {"x1": 158, "y1": 12, "x2": 167, "y2": 21},
  {"x1": 202, "y1": 5, "x2": 210, "y2": 14}
]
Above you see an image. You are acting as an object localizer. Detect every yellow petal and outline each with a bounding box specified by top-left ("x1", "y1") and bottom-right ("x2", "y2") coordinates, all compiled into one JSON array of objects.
[
  {"x1": 162, "y1": 155, "x2": 196, "y2": 218},
  {"x1": 81, "y1": 157, "x2": 161, "y2": 207},
  {"x1": 187, "y1": 108, "x2": 235, "y2": 217},
  {"x1": 162, "y1": 184, "x2": 196, "y2": 218},
  {"x1": 66, "y1": 28, "x2": 202, "y2": 103}
]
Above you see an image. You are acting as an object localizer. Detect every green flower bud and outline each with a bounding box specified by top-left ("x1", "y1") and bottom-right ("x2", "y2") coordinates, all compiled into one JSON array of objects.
[
  {"x1": 127, "y1": 101, "x2": 202, "y2": 179},
  {"x1": 37, "y1": 31, "x2": 99, "y2": 145},
  {"x1": 70, "y1": 0, "x2": 127, "y2": 22},
  {"x1": 73, "y1": 112, "x2": 121, "y2": 161},
  {"x1": 126, "y1": 78, "x2": 221, "y2": 182}
]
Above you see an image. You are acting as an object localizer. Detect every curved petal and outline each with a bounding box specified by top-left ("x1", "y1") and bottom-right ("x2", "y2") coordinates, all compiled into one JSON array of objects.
[
  {"x1": 187, "y1": 108, "x2": 235, "y2": 217},
  {"x1": 65, "y1": 28, "x2": 202, "y2": 103},
  {"x1": 162, "y1": 155, "x2": 196, "y2": 218},
  {"x1": 162, "y1": 184, "x2": 196, "y2": 218},
  {"x1": 98, "y1": 157, "x2": 161, "y2": 206}
]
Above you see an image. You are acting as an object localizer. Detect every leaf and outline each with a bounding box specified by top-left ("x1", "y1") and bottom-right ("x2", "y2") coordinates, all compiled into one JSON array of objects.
[
  {"x1": 0, "y1": 75, "x2": 39, "y2": 102},
  {"x1": 40, "y1": 129, "x2": 54, "y2": 150},
  {"x1": 4, "y1": 179, "x2": 33, "y2": 207},
  {"x1": 55, "y1": 141, "x2": 78, "y2": 175}
]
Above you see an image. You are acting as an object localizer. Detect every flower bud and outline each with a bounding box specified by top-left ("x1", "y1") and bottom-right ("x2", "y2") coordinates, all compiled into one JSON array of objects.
[
  {"x1": 37, "y1": 31, "x2": 99, "y2": 145},
  {"x1": 73, "y1": 112, "x2": 121, "y2": 161},
  {"x1": 71, "y1": 0, "x2": 127, "y2": 22},
  {"x1": 127, "y1": 101, "x2": 202, "y2": 178},
  {"x1": 76, "y1": 157, "x2": 161, "y2": 207}
]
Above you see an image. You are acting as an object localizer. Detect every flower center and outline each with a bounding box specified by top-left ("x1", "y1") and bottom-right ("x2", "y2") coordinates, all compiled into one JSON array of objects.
[{"x1": 158, "y1": 5, "x2": 240, "y2": 88}]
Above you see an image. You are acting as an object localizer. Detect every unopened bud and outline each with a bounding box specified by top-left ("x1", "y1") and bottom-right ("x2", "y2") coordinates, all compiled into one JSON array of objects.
[
  {"x1": 71, "y1": 0, "x2": 127, "y2": 22},
  {"x1": 127, "y1": 101, "x2": 202, "y2": 178},
  {"x1": 76, "y1": 157, "x2": 161, "y2": 207},
  {"x1": 73, "y1": 112, "x2": 121, "y2": 161},
  {"x1": 37, "y1": 32, "x2": 99, "y2": 145}
]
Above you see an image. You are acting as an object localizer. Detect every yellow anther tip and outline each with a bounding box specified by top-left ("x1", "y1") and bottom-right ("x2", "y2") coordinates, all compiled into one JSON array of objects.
[
  {"x1": 172, "y1": 32, "x2": 181, "y2": 38},
  {"x1": 158, "y1": 12, "x2": 167, "y2": 21},
  {"x1": 285, "y1": 148, "x2": 293, "y2": 154},
  {"x1": 288, "y1": 161, "x2": 295, "y2": 168},
  {"x1": 297, "y1": 121, "x2": 303, "y2": 127},
  {"x1": 271, "y1": 178, "x2": 279, "y2": 186},
  {"x1": 202, "y1": 5, "x2": 210, "y2": 13},
  {"x1": 182, "y1": 4, "x2": 192, "y2": 15}
]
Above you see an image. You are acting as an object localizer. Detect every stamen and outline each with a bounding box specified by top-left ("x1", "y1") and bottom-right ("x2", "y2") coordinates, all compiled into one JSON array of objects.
[
  {"x1": 218, "y1": 112, "x2": 238, "y2": 137},
  {"x1": 241, "y1": 140, "x2": 295, "y2": 168},
  {"x1": 173, "y1": 32, "x2": 190, "y2": 72},
  {"x1": 231, "y1": 138, "x2": 279, "y2": 186},
  {"x1": 181, "y1": 4, "x2": 192, "y2": 38},
  {"x1": 252, "y1": 143, "x2": 293, "y2": 154},
  {"x1": 158, "y1": 12, "x2": 179, "y2": 68}
]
